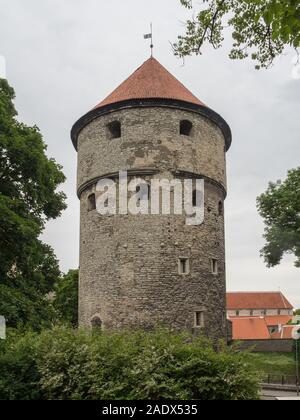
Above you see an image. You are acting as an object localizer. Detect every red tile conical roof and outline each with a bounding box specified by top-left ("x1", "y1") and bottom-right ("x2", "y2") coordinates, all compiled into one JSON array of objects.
[{"x1": 94, "y1": 57, "x2": 204, "y2": 109}]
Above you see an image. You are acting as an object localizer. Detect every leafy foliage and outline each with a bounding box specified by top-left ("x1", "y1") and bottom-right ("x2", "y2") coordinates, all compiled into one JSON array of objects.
[
  {"x1": 53, "y1": 270, "x2": 79, "y2": 327},
  {"x1": 0, "y1": 78, "x2": 67, "y2": 329},
  {"x1": 0, "y1": 330, "x2": 42, "y2": 400},
  {"x1": 0, "y1": 327, "x2": 260, "y2": 400},
  {"x1": 174, "y1": 0, "x2": 300, "y2": 69},
  {"x1": 257, "y1": 168, "x2": 300, "y2": 267}
]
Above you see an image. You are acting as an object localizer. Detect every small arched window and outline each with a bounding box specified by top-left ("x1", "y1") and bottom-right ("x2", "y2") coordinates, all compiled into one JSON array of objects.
[
  {"x1": 180, "y1": 120, "x2": 193, "y2": 136},
  {"x1": 107, "y1": 120, "x2": 121, "y2": 139},
  {"x1": 88, "y1": 193, "x2": 96, "y2": 212},
  {"x1": 218, "y1": 201, "x2": 223, "y2": 216},
  {"x1": 91, "y1": 315, "x2": 102, "y2": 329}
]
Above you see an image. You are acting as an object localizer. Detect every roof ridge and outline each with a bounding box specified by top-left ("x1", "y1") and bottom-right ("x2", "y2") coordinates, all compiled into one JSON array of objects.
[
  {"x1": 279, "y1": 291, "x2": 288, "y2": 309},
  {"x1": 227, "y1": 291, "x2": 284, "y2": 294}
]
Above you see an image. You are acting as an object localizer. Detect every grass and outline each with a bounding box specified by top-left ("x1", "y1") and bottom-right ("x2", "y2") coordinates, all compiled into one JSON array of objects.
[{"x1": 247, "y1": 352, "x2": 296, "y2": 379}]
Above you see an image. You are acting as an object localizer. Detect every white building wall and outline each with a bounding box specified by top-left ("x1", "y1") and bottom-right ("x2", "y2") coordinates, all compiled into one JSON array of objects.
[
  {"x1": 239, "y1": 310, "x2": 251, "y2": 317},
  {"x1": 280, "y1": 309, "x2": 293, "y2": 316},
  {"x1": 266, "y1": 310, "x2": 279, "y2": 316},
  {"x1": 227, "y1": 309, "x2": 293, "y2": 318},
  {"x1": 253, "y1": 310, "x2": 265, "y2": 316}
]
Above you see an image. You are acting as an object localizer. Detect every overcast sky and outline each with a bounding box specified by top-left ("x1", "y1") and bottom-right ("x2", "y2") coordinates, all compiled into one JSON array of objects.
[{"x1": 1, "y1": 0, "x2": 299, "y2": 308}]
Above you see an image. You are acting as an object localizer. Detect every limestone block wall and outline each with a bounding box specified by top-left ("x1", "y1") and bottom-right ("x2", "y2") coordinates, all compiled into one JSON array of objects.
[
  {"x1": 77, "y1": 107, "x2": 226, "y2": 192},
  {"x1": 76, "y1": 105, "x2": 228, "y2": 339}
]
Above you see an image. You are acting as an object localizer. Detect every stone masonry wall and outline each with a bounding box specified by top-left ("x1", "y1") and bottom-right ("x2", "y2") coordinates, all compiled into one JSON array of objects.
[
  {"x1": 77, "y1": 107, "x2": 227, "y2": 192},
  {"x1": 77, "y1": 106, "x2": 228, "y2": 339}
]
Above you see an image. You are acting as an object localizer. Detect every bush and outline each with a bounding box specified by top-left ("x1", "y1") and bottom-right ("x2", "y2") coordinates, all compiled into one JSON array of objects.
[
  {"x1": 0, "y1": 329, "x2": 42, "y2": 400},
  {"x1": 0, "y1": 327, "x2": 260, "y2": 400}
]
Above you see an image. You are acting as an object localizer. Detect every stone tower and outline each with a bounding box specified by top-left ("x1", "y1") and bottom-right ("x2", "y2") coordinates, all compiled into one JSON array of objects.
[{"x1": 71, "y1": 58, "x2": 232, "y2": 339}]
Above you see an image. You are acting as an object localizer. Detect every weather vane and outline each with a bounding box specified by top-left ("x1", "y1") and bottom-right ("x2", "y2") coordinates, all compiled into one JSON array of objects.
[{"x1": 144, "y1": 23, "x2": 153, "y2": 57}]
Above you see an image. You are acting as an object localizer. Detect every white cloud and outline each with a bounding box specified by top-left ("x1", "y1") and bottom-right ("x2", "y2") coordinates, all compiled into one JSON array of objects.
[{"x1": 0, "y1": 55, "x2": 6, "y2": 78}]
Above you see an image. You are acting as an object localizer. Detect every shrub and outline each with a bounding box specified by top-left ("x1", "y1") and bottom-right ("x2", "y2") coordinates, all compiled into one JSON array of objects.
[
  {"x1": 0, "y1": 329, "x2": 42, "y2": 400},
  {"x1": 0, "y1": 327, "x2": 260, "y2": 400}
]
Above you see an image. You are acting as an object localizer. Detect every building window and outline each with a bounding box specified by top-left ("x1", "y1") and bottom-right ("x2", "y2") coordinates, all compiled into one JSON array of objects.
[
  {"x1": 180, "y1": 120, "x2": 193, "y2": 136},
  {"x1": 218, "y1": 201, "x2": 223, "y2": 216},
  {"x1": 236, "y1": 310, "x2": 240, "y2": 317},
  {"x1": 277, "y1": 310, "x2": 281, "y2": 316},
  {"x1": 195, "y1": 311, "x2": 205, "y2": 328},
  {"x1": 178, "y1": 258, "x2": 190, "y2": 275},
  {"x1": 107, "y1": 121, "x2": 121, "y2": 139},
  {"x1": 192, "y1": 189, "x2": 202, "y2": 207},
  {"x1": 211, "y1": 259, "x2": 218, "y2": 275},
  {"x1": 88, "y1": 193, "x2": 96, "y2": 211},
  {"x1": 136, "y1": 183, "x2": 150, "y2": 202},
  {"x1": 250, "y1": 310, "x2": 254, "y2": 317},
  {"x1": 91, "y1": 315, "x2": 102, "y2": 329}
]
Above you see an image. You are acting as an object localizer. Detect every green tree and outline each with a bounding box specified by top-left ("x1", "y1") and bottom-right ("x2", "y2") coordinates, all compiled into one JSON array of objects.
[
  {"x1": 0, "y1": 78, "x2": 67, "y2": 330},
  {"x1": 174, "y1": 0, "x2": 300, "y2": 69},
  {"x1": 53, "y1": 269, "x2": 78, "y2": 327},
  {"x1": 257, "y1": 168, "x2": 300, "y2": 268}
]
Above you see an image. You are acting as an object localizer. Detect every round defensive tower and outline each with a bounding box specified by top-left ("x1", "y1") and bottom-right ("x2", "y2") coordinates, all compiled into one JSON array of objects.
[{"x1": 71, "y1": 57, "x2": 232, "y2": 338}]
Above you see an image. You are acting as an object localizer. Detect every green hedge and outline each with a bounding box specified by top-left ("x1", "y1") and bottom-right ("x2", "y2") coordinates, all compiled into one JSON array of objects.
[{"x1": 0, "y1": 327, "x2": 259, "y2": 400}]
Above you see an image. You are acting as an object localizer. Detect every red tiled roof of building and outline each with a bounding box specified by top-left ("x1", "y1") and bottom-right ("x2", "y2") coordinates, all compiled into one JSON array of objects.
[
  {"x1": 271, "y1": 326, "x2": 294, "y2": 340},
  {"x1": 265, "y1": 316, "x2": 292, "y2": 327},
  {"x1": 231, "y1": 317, "x2": 271, "y2": 340},
  {"x1": 94, "y1": 57, "x2": 205, "y2": 109},
  {"x1": 227, "y1": 292, "x2": 293, "y2": 310}
]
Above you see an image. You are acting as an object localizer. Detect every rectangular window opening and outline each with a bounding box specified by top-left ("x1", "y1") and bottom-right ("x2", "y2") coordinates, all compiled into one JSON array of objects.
[
  {"x1": 179, "y1": 258, "x2": 190, "y2": 275},
  {"x1": 211, "y1": 259, "x2": 218, "y2": 275},
  {"x1": 195, "y1": 311, "x2": 205, "y2": 328},
  {"x1": 88, "y1": 193, "x2": 96, "y2": 212}
]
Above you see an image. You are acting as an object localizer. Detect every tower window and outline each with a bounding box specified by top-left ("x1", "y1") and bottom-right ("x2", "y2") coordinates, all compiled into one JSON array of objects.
[
  {"x1": 195, "y1": 311, "x2": 205, "y2": 328},
  {"x1": 211, "y1": 259, "x2": 218, "y2": 275},
  {"x1": 192, "y1": 189, "x2": 202, "y2": 207},
  {"x1": 88, "y1": 193, "x2": 96, "y2": 212},
  {"x1": 218, "y1": 201, "x2": 223, "y2": 216},
  {"x1": 192, "y1": 190, "x2": 197, "y2": 207},
  {"x1": 180, "y1": 120, "x2": 193, "y2": 136},
  {"x1": 91, "y1": 315, "x2": 102, "y2": 329},
  {"x1": 107, "y1": 121, "x2": 121, "y2": 139},
  {"x1": 178, "y1": 258, "x2": 190, "y2": 275},
  {"x1": 136, "y1": 183, "x2": 150, "y2": 202}
]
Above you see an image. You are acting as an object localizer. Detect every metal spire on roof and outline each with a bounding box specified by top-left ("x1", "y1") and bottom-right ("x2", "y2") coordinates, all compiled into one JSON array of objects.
[{"x1": 144, "y1": 23, "x2": 153, "y2": 57}]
